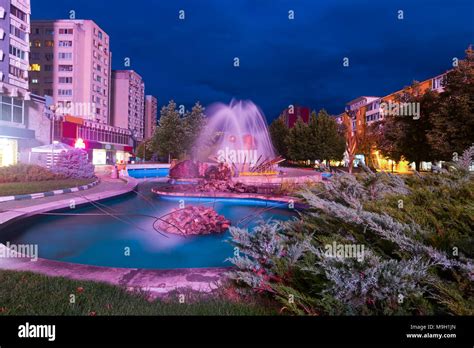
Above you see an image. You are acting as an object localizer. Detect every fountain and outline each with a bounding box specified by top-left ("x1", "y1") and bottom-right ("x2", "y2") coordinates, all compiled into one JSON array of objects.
[{"x1": 194, "y1": 99, "x2": 283, "y2": 176}]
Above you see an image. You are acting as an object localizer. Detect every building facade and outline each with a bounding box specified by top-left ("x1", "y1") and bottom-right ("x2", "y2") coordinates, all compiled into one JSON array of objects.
[
  {"x1": 111, "y1": 70, "x2": 145, "y2": 141},
  {"x1": 52, "y1": 115, "x2": 133, "y2": 165},
  {"x1": 144, "y1": 94, "x2": 157, "y2": 139},
  {"x1": 29, "y1": 19, "x2": 112, "y2": 124},
  {"x1": 338, "y1": 72, "x2": 448, "y2": 172},
  {"x1": 281, "y1": 105, "x2": 310, "y2": 128},
  {"x1": 0, "y1": 0, "x2": 51, "y2": 167}
]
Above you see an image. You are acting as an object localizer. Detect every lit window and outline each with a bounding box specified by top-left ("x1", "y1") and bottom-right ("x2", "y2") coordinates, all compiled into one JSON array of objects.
[
  {"x1": 30, "y1": 64, "x2": 41, "y2": 72},
  {"x1": 31, "y1": 79, "x2": 39, "y2": 84},
  {"x1": 33, "y1": 40, "x2": 41, "y2": 48}
]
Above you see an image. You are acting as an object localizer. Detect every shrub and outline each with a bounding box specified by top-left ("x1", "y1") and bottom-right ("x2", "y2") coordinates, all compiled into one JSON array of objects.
[
  {"x1": 227, "y1": 146, "x2": 474, "y2": 315},
  {"x1": 0, "y1": 164, "x2": 61, "y2": 183},
  {"x1": 51, "y1": 149, "x2": 95, "y2": 179}
]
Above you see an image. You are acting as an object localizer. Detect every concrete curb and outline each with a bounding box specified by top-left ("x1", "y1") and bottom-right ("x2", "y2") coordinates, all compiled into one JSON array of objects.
[{"x1": 0, "y1": 178, "x2": 101, "y2": 203}]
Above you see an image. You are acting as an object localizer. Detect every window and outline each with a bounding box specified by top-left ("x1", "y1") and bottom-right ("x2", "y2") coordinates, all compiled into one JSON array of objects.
[
  {"x1": 10, "y1": 5, "x2": 27, "y2": 22},
  {"x1": 34, "y1": 28, "x2": 40, "y2": 35},
  {"x1": 1, "y1": 96, "x2": 24, "y2": 124},
  {"x1": 58, "y1": 89, "x2": 73, "y2": 96},
  {"x1": 44, "y1": 89, "x2": 53, "y2": 96},
  {"x1": 9, "y1": 45, "x2": 26, "y2": 60},
  {"x1": 44, "y1": 65, "x2": 53, "y2": 72},
  {"x1": 10, "y1": 25, "x2": 27, "y2": 40},
  {"x1": 59, "y1": 77, "x2": 73, "y2": 83},
  {"x1": 59, "y1": 40, "x2": 72, "y2": 47},
  {"x1": 58, "y1": 52, "x2": 73, "y2": 60},
  {"x1": 45, "y1": 53, "x2": 54, "y2": 61},
  {"x1": 30, "y1": 52, "x2": 40, "y2": 60},
  {"x1": 59, "y1": 65, "x2": 73, "y2": 72},
  {"x1": 33, "y1": 40, "x2": 41, "y2": 48},
  {"x1": 45, "y1": 28, "x2": 54, "y2": 35},
  {"x1": 31, "y1": 79, "x2": 38, "y2": 84},
  {"x1": 30, "y1": 63, "x2": 41, "y2": 71},
  {"x1": 45, "y1": 40, "x2": 54, "y2": 47},
  {"x1": 9, "y1": 65, "x2": 25, "y2": 79},
  {"x1": 59, "y1": 28, "x2": 73, "y2": 35}
]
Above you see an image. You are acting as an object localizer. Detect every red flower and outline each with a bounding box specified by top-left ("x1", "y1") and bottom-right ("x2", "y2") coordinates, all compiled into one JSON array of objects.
[
  {"x1": 76, "y1": 287, "x2": 84, "y2": 293},
  {"x1": 89, "y1": 311, "x2": 96, "y2": 316}
]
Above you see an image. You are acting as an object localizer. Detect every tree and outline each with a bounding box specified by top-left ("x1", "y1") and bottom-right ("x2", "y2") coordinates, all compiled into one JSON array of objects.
[
  {"x1": 309, "y1": 109, "x2": 346, "y2": 164},
  {"x1": 151, "y1": 100, "x2": 186, "y2": 160},
  {"x1": 378, "y1": 83, "x2": 437, "y2": 171},
  {"x1": 427, "y1": 46, "x2": 474, "y2": 160},
  {"x1": 269, "y1": 116, "x2": 289, "y2": 158},
  {"x1": 183, "y1": 102, "x2": 206, "y2": 157},
  {"x1": 286, "y1": 117, "x2": 310, "y2": 161},
  {"x1": 136, "y1": 139, "x2": 154, "y2": 161}
]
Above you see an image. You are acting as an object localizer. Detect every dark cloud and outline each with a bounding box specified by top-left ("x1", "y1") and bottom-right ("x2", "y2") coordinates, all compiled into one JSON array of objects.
[{"x1": 32, "y1": 0, "x2": 474, "y2": 120}]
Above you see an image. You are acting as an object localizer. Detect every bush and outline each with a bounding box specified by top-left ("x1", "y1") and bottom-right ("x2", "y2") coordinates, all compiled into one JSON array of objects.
[
  {"x1": 51, "y1": 149, "x2": 95, "y2": 179},
  {"x1": 227, "y1": 147, "x2": 474, "y2": 315},
  {"x1": 0, "y1": 164, "x2": 61, "y2": 183}
]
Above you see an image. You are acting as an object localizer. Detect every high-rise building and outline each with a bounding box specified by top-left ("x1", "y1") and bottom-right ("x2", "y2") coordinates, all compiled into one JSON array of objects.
[
  {"x1": 111, "y1": 70, "x2": 145, "y2": 141},
  {"x1": 29, "y1": 19, "x2": 112, "y2": 124},
  {"x1": 144, "y1": 95, "x2": 157, "y2": 139},
  {"x1": 0, "y1": 0, "x2": 30, "y2": 96}
]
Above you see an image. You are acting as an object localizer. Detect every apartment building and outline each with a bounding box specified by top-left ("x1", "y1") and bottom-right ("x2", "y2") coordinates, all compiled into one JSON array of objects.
[
  {"x1": 0, "y1": 0, "x2": 30, "y2": 96},
  {"x1": 29, "y1": 19, "x2": 112, "y2": 124},
  {"x1": 337, "y1": 72, "x2": 448, "y2": 171},
  {"x1": 144, "y1": 95, "x2": 157, "y2": 139},
  {"x1": 0, "y1": 0, "x2": 52, "y2": 167},
  {"x1": 111, "y1": 70, "x2": 145, "y2": 141}
]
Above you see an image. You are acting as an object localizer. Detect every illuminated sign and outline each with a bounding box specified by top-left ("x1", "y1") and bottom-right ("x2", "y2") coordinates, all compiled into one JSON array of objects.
[{"x1": 74, "y1": 138, "x2": 86, "y2": 149}]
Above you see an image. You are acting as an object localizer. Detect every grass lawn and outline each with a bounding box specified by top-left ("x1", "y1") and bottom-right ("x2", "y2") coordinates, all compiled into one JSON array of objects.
[
  {"x1": 0, "y1": 270, "x2": 277, "y2": 315},
  {"x1": 0, "y1": 178, "x2": 96, "y2": 196}
]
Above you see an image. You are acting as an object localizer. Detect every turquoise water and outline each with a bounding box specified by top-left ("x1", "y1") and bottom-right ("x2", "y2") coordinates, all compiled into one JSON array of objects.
[
  {"x1": 127, "y1": 168, "x2": 169, "y2": 178},
  {"x1": 1, "y1": 182, "x2": 296, "y2": 269}
]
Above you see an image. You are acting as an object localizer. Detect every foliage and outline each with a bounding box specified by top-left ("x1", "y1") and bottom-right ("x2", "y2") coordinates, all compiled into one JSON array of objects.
[
  {"x1": 151, "y1": 100, "x2": 206, "y2": 160},
  {"x1": 286, "y1": 117, "x2": 310, "y2": 161},
  {"x1": 308, "y1": 110, "x2": 346, "y2": 163},
  {"x1": 52, "y1": 149, "x2": 95, "y2": 179},
  {"x1": 427, "y1": 46, "x2": 474, "y2": 160},
  {"x1": 0, "y1": 270, "x2": 276, "y2": 316},
  {"x1": 183, "y1": 102, "x2": 206, "y2": 157},
  {"x1": 285, "y1": 110, "x2": 345, "y2": 163},
  {"x1": 378, "y1": 84, "x2": 438, "y2": 171},
  {"x1": 0, "y1": 163, "x2": 62, "y2": 183},
  {"x1": 151, "y1": 100, "x2": 186, "y2": 159},
  {"x1": 136, "y1": 139, "x2": 154, "y2": 161},
  {"x1": 269, "y1": 116, "x2": 290, "y2": 158},
  {"x1": 227, "y1": 147, "x2": 474, "y2": 315}
]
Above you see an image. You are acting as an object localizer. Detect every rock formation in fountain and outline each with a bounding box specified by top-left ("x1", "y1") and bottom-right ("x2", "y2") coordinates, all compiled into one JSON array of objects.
[
  {"x1": 169, "y1": 160, "x2": 199, "y2": 179},
  {"x1": 204, "y1": 162, "x2": 232, "y2": 181},
  {"x1": 156, "y1": 206, "x2": 231, "y2": 235}
]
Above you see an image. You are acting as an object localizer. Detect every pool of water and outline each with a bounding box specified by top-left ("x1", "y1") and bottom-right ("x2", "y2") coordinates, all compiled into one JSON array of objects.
[
  {"x1": 127, "y1": 168, "x2": 169, "y2": 178},
  {"x1": 0, "y1": 182, "x2": 296, "y2": 269}
]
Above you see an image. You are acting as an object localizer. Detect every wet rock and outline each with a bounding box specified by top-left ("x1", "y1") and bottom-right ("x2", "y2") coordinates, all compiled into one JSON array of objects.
[
  {"x1": 169, "y1": 160, "x2": 199, "y2": 179},
  {"x1": 156, "y1": 206, "x2": 231, "y2": 235}
]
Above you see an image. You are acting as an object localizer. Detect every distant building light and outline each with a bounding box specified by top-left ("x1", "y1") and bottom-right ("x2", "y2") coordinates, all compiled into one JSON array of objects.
[{"x1": 74, "y1": 138, "x2": 86, "y2": 149}]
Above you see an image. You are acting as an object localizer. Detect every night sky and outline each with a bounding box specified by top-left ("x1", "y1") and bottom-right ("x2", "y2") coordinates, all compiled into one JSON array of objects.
[{"x1": 31, "y1": 0, "x2": 474, "y2": 121}]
